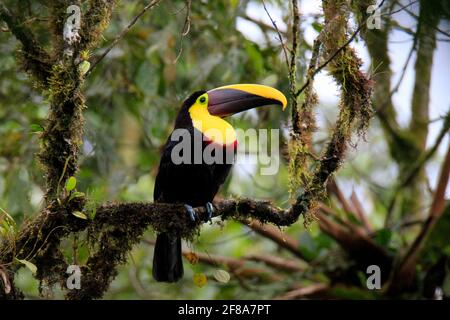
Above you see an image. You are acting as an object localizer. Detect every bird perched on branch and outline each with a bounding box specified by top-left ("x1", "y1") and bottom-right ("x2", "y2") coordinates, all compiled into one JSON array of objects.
[{"x1": 152, "y1": 84, "x2": 287, "y2": 282}]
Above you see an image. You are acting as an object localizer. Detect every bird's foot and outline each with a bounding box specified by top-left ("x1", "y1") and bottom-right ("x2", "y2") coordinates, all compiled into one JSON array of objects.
[
  {"x1": 184, "y1": 203, "x2": 214, "y2": 223},
  {"x1": 205, "y1": 202, "x2": 214, "y2": 222},
  {"x1": 184, "y1": 204, "x2": 197, "y2": 222}
]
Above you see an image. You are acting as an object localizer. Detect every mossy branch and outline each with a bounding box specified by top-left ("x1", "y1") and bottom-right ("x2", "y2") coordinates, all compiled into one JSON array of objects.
[
  {"x1": 39, "y1": 1, "x2": 117, "y2": 201},
  {"x1": 289, "y1": 0, "x2": 374, "y2": 223},
  {"x1": 0, "y1": 2, "x2": 52, "y2": 88},
  {"x1": 0, "y1": 197, "x2": 300, "y2": 299}
]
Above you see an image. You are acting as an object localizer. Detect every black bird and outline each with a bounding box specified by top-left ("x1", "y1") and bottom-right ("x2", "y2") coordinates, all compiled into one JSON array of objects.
[{"x1": 152, "y1": 84, "x2": 287, "y2": 282}]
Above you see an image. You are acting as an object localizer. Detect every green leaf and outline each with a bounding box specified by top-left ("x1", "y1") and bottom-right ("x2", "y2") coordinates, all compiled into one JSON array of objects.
[
  {"x1": 245, "y1": 43, "x2": 264, "y2": 74},
  {"x1": 16, "y1": 258, "x2": 37, "y2": 274},
  {"x1": 89, "y1": 207, "x2": 97, "y2": 220},
  {"x1": 78, "y1": 60, "x2": 91, "y2": 76},
  {"x1": 65, "y1": 176, "x2": 77, "y2": 192},
  {"x1": 443, "y1": 245, "x2": 450, "y2": 257},
  {"x1": 30, "y1": 124, "x2": 44, "y2": 133},
  {"x1": 422, "y1": 206, "x2": 450, "y2": 264},
  {"x1": 0, "y1": 207, "x2": 15, "y2": 225},
  {"x1": 443, "y1": 273, "x2": 450, "y2": 297},
  {"x1": 214, "y1": 269, "x2": 230, "y2": 283},
  {"x1": 374, "y1": 229, "x2": 392, "y2": 248},
  {"x1": 69, "y1": 191, "x2": 85, "y2": 201},
  {"x1": 2, "y1": 220, "x2": 12, "y2": 234},
  {"x1": 298, "y1": 232, "x2": 317, "y2": 260},
  {"x1": 312, "y1": 22, "x2": 323, "y2": 33},
  {"x1": 72, "y1": 211, "x2": 87, "y2": 220},
  {"x1": 331, "y1": 285, "x2": 377, "y2": 299}
]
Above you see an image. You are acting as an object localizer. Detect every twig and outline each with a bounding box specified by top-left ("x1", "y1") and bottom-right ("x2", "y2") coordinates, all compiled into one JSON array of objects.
[
  {"x1": 241, "y1": 14, "x2": 288, "y2": 36},
  {"x1": 246, "y1": 220, "x2": 307, "y2": 261},
  {"x1": 318, "y1": 203, "x2": 366, "y2": 236},
  {"x1": 376, "y1": 9, "x2": 419, "y2": 114},
  {"x1": 87, "y1": 0, "x2": 162, "y2": 76},
  {"x1": 173, "y1": 0, "x2": 191, "y2": 63},
  {"x1": 274, "y1": 283, "x2": 329, "y2": 300},
  {"x1": 0, "y1": 1, "x2": 52, "y2": 86},
  {"x1": 382, "y1": 0, "x2": 419, "y2": 17},
  {"x1": 245, "y1": 254, "x2": 305, "y2": 272},
  {"x1": 350, "y1": 191, "x2": 372, "y2": 232},
  {"x1": 262, "y1": 0, "x2": 290, "y2": 71},
  {"x1": 289, "y1": 0, "x2": 300, "y2": 94},
  {"x1": 327, "y1": 179, "x2": 358, "y2": 221},
  {"x1": 404, "y1": 7, "x2": 450, "y2": 38}
]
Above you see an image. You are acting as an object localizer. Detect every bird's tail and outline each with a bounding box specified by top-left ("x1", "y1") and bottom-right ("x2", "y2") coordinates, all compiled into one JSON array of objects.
[{"x1": 152, "y1": 233, "x2": 183, "y2": 282}]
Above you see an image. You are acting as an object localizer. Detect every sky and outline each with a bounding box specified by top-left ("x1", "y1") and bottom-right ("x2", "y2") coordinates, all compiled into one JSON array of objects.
[{"x1": 236, "y1": 0, "x2": 449, "y2": 203}]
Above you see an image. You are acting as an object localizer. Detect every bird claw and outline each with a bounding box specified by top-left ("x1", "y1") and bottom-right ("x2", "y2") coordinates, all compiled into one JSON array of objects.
[
  {"x1": 205, "y1": 202, "x2": 214, "y2": 222},
  {"x1": 184, "y1": 204, "x2": 197, "y2": 222},
  {"x1": 184, "y1": 203, "x2": 213, "y2": 223}
]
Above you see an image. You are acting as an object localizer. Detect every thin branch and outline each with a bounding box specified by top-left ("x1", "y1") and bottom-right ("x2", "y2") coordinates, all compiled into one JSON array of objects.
[
  {"x1": 0, "y1": 1, "x2": 52, "y2": 87},
  {"x1": 241, "y1": 14, "x2": 288, "y2": 36},
  {"x1": 383, "y1": 0, "x2": 419, "y2": 17},
  {"x1": 404, "y1": 7, "x2": 450, "y2": 38},
  {"x1": 327, "y1": 179, "x2": 358, "y2": 221},
  {"x1": 173, "y1": 0, "x2": 191, "y2": 64},
  {"x1": 245, "y1": 254, "x2": 305, "y2": 272},
  {"x1": 274, "y1": 283, "x2": 329, "y2": 300},
  {"x1": 246, "y1": 220, "x2": 307, "y2": 261},
  {"x1": 318, "y1": 203, "x2": 367, "y2": 236},
  {"x1": 289, "y1": 0, "x2": 300, "y2": 95},
  {"x1": 350, "y1": 191, "x2": 372, "y2": 232},
  {"x1": 87, "y1": 0, "x2": 162, "y2": 76},
  {"x1": 262, "y1": 0, "x2": 290, "y2": 71},
  {"x1": 389, "y1": 37, "x2": 416, "y2": 96}
]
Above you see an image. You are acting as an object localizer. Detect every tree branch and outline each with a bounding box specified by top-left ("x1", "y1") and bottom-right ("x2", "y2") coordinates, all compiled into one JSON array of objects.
[
  {"x1": 274, "y1": 283, "x2": 329, "y2": 300},
  {"x1": 246, "y1": 220, "x2": 307, "y2": 260},
  {"x1": 87, "y1": 0, "x2": 162, "y2": 76},
  {"x1": 0, "y1": 2, "x2": 52, "y2": 87}
]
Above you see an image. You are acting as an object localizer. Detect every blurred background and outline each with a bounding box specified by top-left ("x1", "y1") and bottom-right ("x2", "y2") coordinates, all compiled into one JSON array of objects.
[{"x1": 0, "y1": 0, "x2": 449, "y2": 299}]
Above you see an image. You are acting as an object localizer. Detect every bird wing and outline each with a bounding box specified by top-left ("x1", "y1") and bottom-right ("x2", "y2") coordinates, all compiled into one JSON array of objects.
[{"x1": 153, "y1": 139, "x2": 177, "y2": 203}]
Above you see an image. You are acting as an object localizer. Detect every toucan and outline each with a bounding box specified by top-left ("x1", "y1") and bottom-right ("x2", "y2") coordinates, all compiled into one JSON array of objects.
[{"x1": 152, "y1": 84, "x2": 287, "y2": 282}]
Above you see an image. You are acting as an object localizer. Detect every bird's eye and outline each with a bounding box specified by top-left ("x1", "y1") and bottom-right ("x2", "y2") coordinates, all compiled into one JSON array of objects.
[{"x1": 199, "y1": 96, "x2": 206, "y2": 104}]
